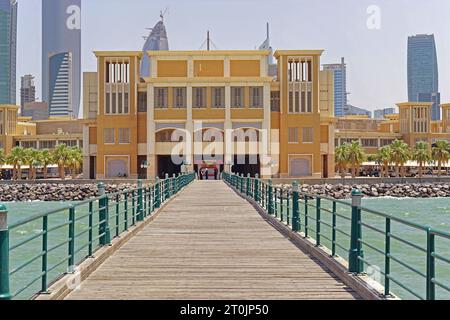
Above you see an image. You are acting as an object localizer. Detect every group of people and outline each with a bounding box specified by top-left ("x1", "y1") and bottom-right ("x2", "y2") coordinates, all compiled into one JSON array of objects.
[{"x1": 200, "y1": 167, "x2": 220, "y2": 180}]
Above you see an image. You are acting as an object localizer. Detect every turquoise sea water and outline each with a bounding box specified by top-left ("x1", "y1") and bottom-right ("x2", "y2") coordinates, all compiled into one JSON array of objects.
[{"x1": 4, "y1": 198, "x2": 450, "y2": 300}]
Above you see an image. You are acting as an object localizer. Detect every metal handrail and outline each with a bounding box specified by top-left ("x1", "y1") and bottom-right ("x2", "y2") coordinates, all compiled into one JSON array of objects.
[
  {"x1": 223, "y1": 172, "x2": 450, "y2": 300},
  {"x1": 0, "y1": 172, "x2": 195, "y2": 300}
]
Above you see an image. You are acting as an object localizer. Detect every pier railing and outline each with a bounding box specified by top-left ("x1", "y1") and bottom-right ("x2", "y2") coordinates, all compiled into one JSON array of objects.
[
  {"x1": 223, "y1": 172, "x2": 450, "y2": 300},
  {"x1": 0, "y1": 172, "x2": 195, "y2": 300}
]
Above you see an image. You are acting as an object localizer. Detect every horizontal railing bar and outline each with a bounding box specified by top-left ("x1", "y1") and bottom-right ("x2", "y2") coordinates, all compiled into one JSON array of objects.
[
  {"x1": 47, "y1": 256, "x2": 71, "y2": 274},
  {"x1": 388, "y1": 254, "x2": 427, "y2": 278},
  {"x1": 9, "y1": 231, "x2": 45, "y2": 251},
  {"x1": 432, "y1": 252, "x2": 450, "y2": 265},
  {"x1": 386, "y1": 274, "x2": 425, "y2": 300},
  {"x1": 388, "y1": 233, "x2": 427, "y2": 253},
  {"x1": 431, "y1": 278, "x2": 450, "y2": 292},
  {"x1": 9, "y1": 251, "x2": 45, "y2": 276},
  {"x1": 46, "y1": 239, "x2": 71, "y2": 254},
  {"x1": 12, "y1": 271, "x2": 46, "y2": 298}
]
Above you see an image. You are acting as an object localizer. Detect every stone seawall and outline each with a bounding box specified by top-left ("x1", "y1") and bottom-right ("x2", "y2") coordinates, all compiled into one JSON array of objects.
[
  {"x1": 276, "y1": 183, "x2": 450, "y2": 199},
  {"x1": 0, "y1": 183, "x2": 137, "y2": 202}
]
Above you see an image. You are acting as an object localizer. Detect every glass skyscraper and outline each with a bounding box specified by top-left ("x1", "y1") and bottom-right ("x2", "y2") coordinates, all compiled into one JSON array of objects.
[
  {"x1": 140, "y1": 17, "x2": 169, "y2": 78},
  {"x1": 323, "y1": 58, "x2": 347, "y2": 117},
  {"x1": 408, "y1": 34, "x2": 440, "y2": 120},
  {"x1": 42, "y1": 0, "x2": 81, "y2": 118},
  {"x1": 0, "y1": 0, "x2": 17, "y2": 104},
  {"x1": 49, "y1": 52, "x2": 73, "y2": 117}
]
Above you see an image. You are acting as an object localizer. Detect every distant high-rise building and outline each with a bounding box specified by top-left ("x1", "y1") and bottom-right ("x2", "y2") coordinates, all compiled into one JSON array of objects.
[
  {"x1": 49, "y1": 52, "x2": 73, "y2": 118},
  {"x1": 374, "y1": 107, "x2": 396, "y2": 119},
  {"x1": 140, "y1": 15, "x2": 169, "y2": 78},
  {"x1": 0, "y1": 0, "x2": 17, "y2": 104},
  {"x1": 344, "y1": 104, "x2": 372, "y2": 118},
  {"x1": 408, "y1": 34, "x2": 440, "y2": 120},
  {"x1": 22, "y1": 102, "x2": 49, "y2": 120},
  {"x1": 42, "y1": 0, "x2": 81, "y2": 118},
  {"x1": 323, "y1": 58, "x2": 347, "y2": 117},
  {"x1": 20, "y1": 75, "x2": 36, "y2": 111}
]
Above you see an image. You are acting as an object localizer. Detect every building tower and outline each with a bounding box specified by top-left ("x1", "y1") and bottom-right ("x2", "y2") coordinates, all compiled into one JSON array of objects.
[
  {"x1": 408, "y1": 34, "x2": 440, "y2": 120},
  {"x1": 20, "y1": 75, "x2": 36, "y2": 111},
  {"x1": 0, "y1": 0, "x2": 17, "y2": 104},
  {"x1": 49, "y1": 52, "x2": 73, "y2": 118},
  {"x1": 322, "y1": 57, "x2": 347, "y2": 117},
  {"x1": 140, "y1": 13, "x2": 169, "y2": 78},
  {"x1": 42, "y1": 0, "x2": 81, "y2": 118}
]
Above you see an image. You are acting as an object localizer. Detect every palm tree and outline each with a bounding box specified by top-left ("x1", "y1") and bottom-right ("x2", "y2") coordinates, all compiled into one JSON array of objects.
[
  {"x1": 347, "y1": 141, "x2": 366, "y2": 178},
  {"x1": 53, "y1": 144, "x2": 69, "y2": 180},
  {"x1": 7, "y1": 147, "x2": 26, "y2": 180},
  {"x1": 39, "y1": 149, "x2": 53, "y2": 179},
  {"x1": 335, "y1": 144, "x2": 349, "y2": 179},
  {"x1": 66, "y1": 147, "x2": 83, "y2": 179},
  {"x1": 412, "y1": 142, "x2": 431, "y2": 178},
  {"x1": 432, "y1": 140, "x2": 450, "y2": 178},
  {"x1": 24, "y1": 148, "x2": 41, "y2": 180},
  {"x1": 375, "y1": 146, "x2": 391, "y2": 177},
  {"x1": 389, "y1": 140, "x2": 410, "y2": 178}
]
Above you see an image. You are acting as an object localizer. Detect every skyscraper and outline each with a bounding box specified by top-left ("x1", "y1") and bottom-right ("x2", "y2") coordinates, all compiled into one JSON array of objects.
[
  {"x1": 408, "y1": 34, "x2": 440, "y2": 120},
  {"x1": 0, "y1": 0, "x2": 17, "y2": 104},
  {"x1": 49, "y1": 52, "x2": 73, "y2": 117},
  {"x1": 42, "y1": 0, "x2": 81, "y2": 118},
  {"x1": 323, "y1": 58, "x2": 347, "y2": 117},
  {"x1": 140, "y1": 15, "x2": 169, "y2": 78},
  {"x1": 20, "y1": 75, "x2": 36, "y2": 111}
]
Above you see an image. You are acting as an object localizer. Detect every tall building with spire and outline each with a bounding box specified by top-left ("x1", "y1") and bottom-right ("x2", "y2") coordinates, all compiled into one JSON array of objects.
[
  {"x1": 259, "y1": 23, "x2": 277, "y2": 77},
  {"x1": 408, "y1": 34, "x2": 440, "y2": 120},
  {"x1": 0, "y1": 0, "x2": 17, "y2": 104},
  {"x1": 140, "y1": 14, "x2": 169, "y2": 78}
]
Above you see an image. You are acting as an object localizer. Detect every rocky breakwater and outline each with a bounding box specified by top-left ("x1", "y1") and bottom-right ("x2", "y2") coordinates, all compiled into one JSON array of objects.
[
  {"x1": 276, "y1": 183, "x2": 450, "y2": 199},
  {"x1": 0, "y1": 183, "x2": 137, "y2": 202}
]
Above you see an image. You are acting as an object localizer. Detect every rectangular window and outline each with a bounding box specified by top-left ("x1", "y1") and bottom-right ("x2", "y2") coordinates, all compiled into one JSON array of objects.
[
  {"x1": 302, "y1": 127, "x2": 314, "y2": 143},
  {"x1": 271, "y1": 91, "x2": 280, "y2": 112},
  {"x1": 118, "y1": 92, "x2": 123, "y2": 114},
  {"x1": 212, "y1": 87, "x2": 225, "y2": 108},
  {"x1": 104, "y1": 128, "x2": 115, "y2": 144},
  {"x1": 231, "y1": 87, "x2": 244, "y2": 108},
  {"x1": 40, "y1": 141, "x2": 57, "y2": 149},
  {"x1": 250, "y1": 87, "x2": 263, "y2": 108},
  {"x1": 118, "y1": 128, "x2": 130, "y2": 144},
  {"x1": 288, "y1": 128, "x2": 299, "y2": 143},
  {"x1": 105, "y1": 93, "x2": 110, "y2": 114},
  {"x1": 289, "y1": 92, "x2": 293, "y2": 113},
  {"x1": 307, "y1": 91, "x2": 312, "y2": 113},
  {"x1": 193, "y1": 87, "x2": 206, "y2": 108},
  {"x1": 124, "y1": 92, "x2": 129, "y2": 114},
  {"x1": 154, "y1": 88, "x2": 168, "y2": 108},
  {"x1": 138, "y1": 92, "x2": 147, "y2": 112},
  {"x1": 111, "y1": 93, "x2": 117, "y2": 114},
  {"x1": 361, "y1": 139, "x2": 378, "y2": 148},
  {"x1": 173, "y1": 87, "x2": 187, "y2": 108}
]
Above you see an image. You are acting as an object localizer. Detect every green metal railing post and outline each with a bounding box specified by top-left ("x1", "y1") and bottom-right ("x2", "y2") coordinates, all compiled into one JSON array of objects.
[
  {"x1": 268, "y1": 180, "x2": 274, "y2": 215},
  {"x1": 137, "y1": 180, "x2": 144, "y2": 222},
  {"x1": 68, "y1": 206, "x2": 75, "y2": 272},
  {"x1": 349, "y1": 189, "x2": 364, "y2": 274},
  {"x1": 331, "y1": 201, "x2": 337, "y2": 257},
  {"x1": 385, "y1": 218, "x2": 391, "y2": 296},
  {"x1": 173, "y1": 174, "x2": 177, "y2": 195},
  {"x1": 41, "y1": 215, "x2": 48, "y2": 292},
  {"x1": 292, "y1": 182, "x2": 300, "y2": 232},
  {"x1": 304, "y1": 195, "x2": 308, "y2": 237},
  {"x1": 0, "y1": 205, "x2": 11, "y2": 300},
  {"x1": 240, "y1": 174, "x2": 244, "y2": 194},
  {"x1": 280, "y1": 189, "x2": 284, "y2": 222},
  {"x1": 115, "y1": 194, "x2": 120, "y2": 236},
  {"x1": 246, "y1": 174, "x2": 251, "y2": 197},
  {"x1": 165, "y1": 174, "x2": 170, "y2": 201},
  {"x1": 88, "y1": 202, "x2": 93, "y2": 256},
  {"x1": 255, "y1": 174, "x2": 259, "y2": 203},
  {"x1": 155, "y1": 178, "x2": 161, "y2": 209},
  {"x1": 124, "y1": 191, "x2": 129, "y2": 230},
  {"x1": 316, "y1": 198, "x2": 321, "y2": 246},
  {"x1": 98, "y1": 183, "x2": 111, "y2": 246},
  {"x1": 131, "y1": 190, "x2": 136, "y2": 225},
  {"x1": 426, "y1": 229, "x2": 436, "y2": 300}
]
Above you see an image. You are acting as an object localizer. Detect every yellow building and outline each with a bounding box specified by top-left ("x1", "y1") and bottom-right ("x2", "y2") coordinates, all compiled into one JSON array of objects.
[
  {"x1": 83, "y1": 49, "x2": 337, "y2": 180},
  {"x1": 336, "y1": 102, "x2": 450, "y2": 154},
  {"x1": 0, "y1": 104, "x2": 83, "y2": 154}
]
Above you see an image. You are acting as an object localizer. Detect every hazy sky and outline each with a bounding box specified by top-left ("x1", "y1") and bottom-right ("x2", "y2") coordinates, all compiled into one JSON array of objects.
[{"x1": 16, "y1": 0, "x2": 450, "y2": 111}]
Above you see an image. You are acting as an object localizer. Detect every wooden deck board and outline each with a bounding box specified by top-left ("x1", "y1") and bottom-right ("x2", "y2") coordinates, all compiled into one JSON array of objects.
[{"x1": 66, "y1": 181, "x2": 360, "y2": 300}]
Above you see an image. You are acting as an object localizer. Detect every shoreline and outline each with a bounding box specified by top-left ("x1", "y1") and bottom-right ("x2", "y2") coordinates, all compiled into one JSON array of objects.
[{"x1": 0, "y1": 181, "x2": 450, "y2": 202}]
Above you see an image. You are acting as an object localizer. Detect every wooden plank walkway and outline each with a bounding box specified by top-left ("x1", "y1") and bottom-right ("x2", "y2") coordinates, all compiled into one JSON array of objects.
[{"x1": 66, "y1": 181, "x2": 360, "y2": 300}]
